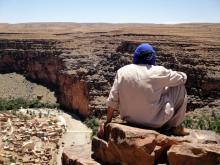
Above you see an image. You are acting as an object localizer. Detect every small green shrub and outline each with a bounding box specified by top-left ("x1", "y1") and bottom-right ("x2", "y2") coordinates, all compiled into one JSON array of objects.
[
  {"x1": 9, "y1": 156, "x2": 16, "y2": 163},
  {"x1": 84, "y1": 117, "x2": 100, "y2": 136},
  {"x1": 0, "y1": 98, "x2": 59, "y2": 111},
  {"x1": 182, "y1": 116, "x2": 193, "y2": 128},
  {"x1": 182, "y1": 112, "x2": 220, "y2": 133},
  {"x1": 210, "y1": 115, "x2": 220, "y2": 133}
]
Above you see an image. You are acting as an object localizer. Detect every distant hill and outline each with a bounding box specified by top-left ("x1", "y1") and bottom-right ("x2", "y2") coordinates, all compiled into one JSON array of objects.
[{"x1": 0, "y1": 22, "x2": 220, "y2": 37}]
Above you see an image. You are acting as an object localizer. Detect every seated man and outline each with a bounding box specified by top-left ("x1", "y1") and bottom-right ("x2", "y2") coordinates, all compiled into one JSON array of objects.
[{"x1": 101, "y1": 43, "x2": 189, "y2": 136}]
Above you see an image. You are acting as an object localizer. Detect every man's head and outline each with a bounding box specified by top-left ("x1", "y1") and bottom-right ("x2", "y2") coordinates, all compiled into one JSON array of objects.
[{"x1": 133, "y1": 43, "x2": 156, "y2": 65}]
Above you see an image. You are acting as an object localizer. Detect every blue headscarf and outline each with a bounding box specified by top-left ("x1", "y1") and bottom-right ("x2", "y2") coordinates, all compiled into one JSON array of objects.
[{"x1": 133, "y1": 43, "x2": 156, "y2": 65}]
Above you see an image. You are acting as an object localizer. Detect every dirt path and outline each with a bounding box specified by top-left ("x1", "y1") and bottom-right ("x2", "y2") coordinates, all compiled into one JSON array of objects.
[{"x1": 56, "y1": 112, "x2": 92, "y2": 165}]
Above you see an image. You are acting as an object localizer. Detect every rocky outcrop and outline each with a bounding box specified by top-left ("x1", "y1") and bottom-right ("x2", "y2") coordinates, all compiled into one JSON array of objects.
[
  {"x1": 58, "y1": 73, "x2": 89, "y2": 116},
  {"x1": 92, "y1": 123, "x2": 220, "y2": 165}
]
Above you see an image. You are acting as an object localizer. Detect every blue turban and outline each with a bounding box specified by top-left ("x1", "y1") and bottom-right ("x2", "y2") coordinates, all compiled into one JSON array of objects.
[{"x1": 133, "y1": 43, "x2": 156, "y2": 65}]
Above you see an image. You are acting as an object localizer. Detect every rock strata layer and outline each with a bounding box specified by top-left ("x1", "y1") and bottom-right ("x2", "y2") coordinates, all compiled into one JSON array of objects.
[
  {"x1": 0, "y1": 24, "x2": 220, "y2": 117},
  {"x1": 91, "y1": 123, "x2": 220, "y2": 165}
]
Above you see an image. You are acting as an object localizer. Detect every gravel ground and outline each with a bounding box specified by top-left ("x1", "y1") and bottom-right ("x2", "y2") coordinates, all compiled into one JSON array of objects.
[{"x1": 0, "y1": 73, "x2": 57, "y2": 104}]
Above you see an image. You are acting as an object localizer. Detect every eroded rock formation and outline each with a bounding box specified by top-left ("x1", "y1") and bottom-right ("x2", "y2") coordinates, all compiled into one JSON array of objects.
[
  {"x1": 91, "y1": 123, "x2": 220, "y2": 165},
  {"x1": 0, "y1": 40, "x2": 89, "y2": 117}
]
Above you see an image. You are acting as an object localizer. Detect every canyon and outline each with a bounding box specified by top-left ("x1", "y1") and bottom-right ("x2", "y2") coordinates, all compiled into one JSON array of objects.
[
  {"x1": 0, "y1": 23, "x2": 220, "y2": 164},
  {"x1": 0, "y1": 23, "x2": 219, "y2": 118}
]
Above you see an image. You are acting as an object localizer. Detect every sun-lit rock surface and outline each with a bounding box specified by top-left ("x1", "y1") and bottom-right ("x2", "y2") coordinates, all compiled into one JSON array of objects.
[
  {"x1": 91, "y1": 123, "x2": 220, "y2": 165},
  {"x1": 62, "y1": 146, "x2": 100, "y2": 165},
  {"x1": 168, "y1": 143, "x2": 220, "y2": 165}
]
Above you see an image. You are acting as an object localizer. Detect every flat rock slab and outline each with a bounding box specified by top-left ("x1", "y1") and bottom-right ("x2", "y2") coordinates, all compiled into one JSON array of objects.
[
  {"x1": 92, "y1": 123, "x2": 220, "y2": 165},
  {"x1": 58, "y1": 112, "x2": 92, "y2": 165},
  {"x1": 62, "y1": 145, "x2": 100, "y2": 165},
  {"x1": 168, "y1": 143, "x2": 220, "y2": 165}
]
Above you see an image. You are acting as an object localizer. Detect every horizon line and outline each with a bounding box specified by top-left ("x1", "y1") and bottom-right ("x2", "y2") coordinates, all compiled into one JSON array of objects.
[{"x1": 0, "y1": 21, "x2": 220, "y2": 25}]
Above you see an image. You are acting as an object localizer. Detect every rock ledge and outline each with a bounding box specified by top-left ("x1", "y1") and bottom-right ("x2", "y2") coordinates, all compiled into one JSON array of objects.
[{"x1": 92, "y1": 123, "x2": 220, "y2": 165}]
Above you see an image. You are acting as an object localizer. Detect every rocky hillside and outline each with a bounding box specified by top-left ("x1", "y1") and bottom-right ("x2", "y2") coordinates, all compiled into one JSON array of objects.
[{"x1": 0, "y1": 23, "x2": 219, "y2": 117}]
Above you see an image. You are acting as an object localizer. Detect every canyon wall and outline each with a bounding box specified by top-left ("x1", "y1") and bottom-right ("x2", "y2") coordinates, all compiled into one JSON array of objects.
[
  {"x1": 0, "y1": 24, "x2": 219, "y2": 117},
  {"x1": 0, "y1": 40, "x2": 89, "y2": 117}
]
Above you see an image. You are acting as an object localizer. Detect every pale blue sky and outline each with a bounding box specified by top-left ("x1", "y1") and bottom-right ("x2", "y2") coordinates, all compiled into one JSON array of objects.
[{"x1": 0, "y1": 0, "x2": 219, "y2": 23}]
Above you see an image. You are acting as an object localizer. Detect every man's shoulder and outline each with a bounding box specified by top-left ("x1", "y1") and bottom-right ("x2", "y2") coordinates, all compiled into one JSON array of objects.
[
  {"x1": 118, "y1": 64, "x2": 167, "y2": 71},
  {"x1": 152, "y1": 65, "x2": 167, "y2": 71},
  {"x1": 118, "y1": 64, "x2": 135, "y2": 72}
]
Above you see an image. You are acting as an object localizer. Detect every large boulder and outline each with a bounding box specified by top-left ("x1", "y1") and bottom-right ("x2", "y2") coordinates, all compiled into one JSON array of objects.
[{"x1": 92, "y1": 123, "x2": 220, "y2": 165}]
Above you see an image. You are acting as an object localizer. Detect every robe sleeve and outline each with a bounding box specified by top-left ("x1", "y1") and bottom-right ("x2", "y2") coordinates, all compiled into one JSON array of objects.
[
  {"x1": 163, "y1": 68, "x2": 187, "y2": 87},
  {"x1": 106, "y1": 72, "x2": 120, "y2": 110}
]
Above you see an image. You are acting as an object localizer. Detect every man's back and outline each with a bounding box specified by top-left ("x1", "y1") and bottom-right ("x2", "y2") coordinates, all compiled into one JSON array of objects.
[
  {"x1": 107, "y1": 64, "x2": 187, "y2": 128},
  {"x1": 103, "y1": 43, "x2": 189, "y2": 136}
]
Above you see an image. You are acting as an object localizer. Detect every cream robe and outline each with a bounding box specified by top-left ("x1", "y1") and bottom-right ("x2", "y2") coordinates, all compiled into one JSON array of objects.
[{"x1": 107, "y1": 64, "x2": 187, "y2": 128}]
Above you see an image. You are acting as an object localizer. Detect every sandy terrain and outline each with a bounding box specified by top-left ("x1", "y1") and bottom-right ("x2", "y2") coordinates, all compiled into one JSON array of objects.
[{"x1": 0, "y1": 73, "x2": 57, "y2": 103}]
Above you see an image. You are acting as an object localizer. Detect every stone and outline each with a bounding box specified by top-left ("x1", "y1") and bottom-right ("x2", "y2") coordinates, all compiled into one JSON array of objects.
[
  {"x1": 92, "y1": 123, "x2": 177, "y2": 165},
  {"x1": 167, "y1": 143, "x2": 220, "y2": 165},
  {"x1": 92, "y1": 123, "x2": 220, "y2": 165},
  {"x1": 62, "y1": 148, "x2": 100, "y2": 165},
  {"x1": 56, "y1": 115, "x2": 67, "y2": 128},
  {"x1": 36, "y1": 131, "x2": 46, "y2": 138},
  {"x1": 0, "y1": 116, "x2": 8, "y2": 122}
]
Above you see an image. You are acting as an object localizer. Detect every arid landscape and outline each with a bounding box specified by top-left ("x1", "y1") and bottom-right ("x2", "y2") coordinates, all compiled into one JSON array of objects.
[{"x1": 0, "y1": 23, "x2": 220, "y2": 165}]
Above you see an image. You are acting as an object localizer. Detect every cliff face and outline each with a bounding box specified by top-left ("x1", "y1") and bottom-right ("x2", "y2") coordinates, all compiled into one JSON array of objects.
[
  {"x1": 0, "y1": 24, "x2": 219, "y2": 117},
  {"x1": 0, "y1": 40, "x2": 89, "y2": 117}
]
